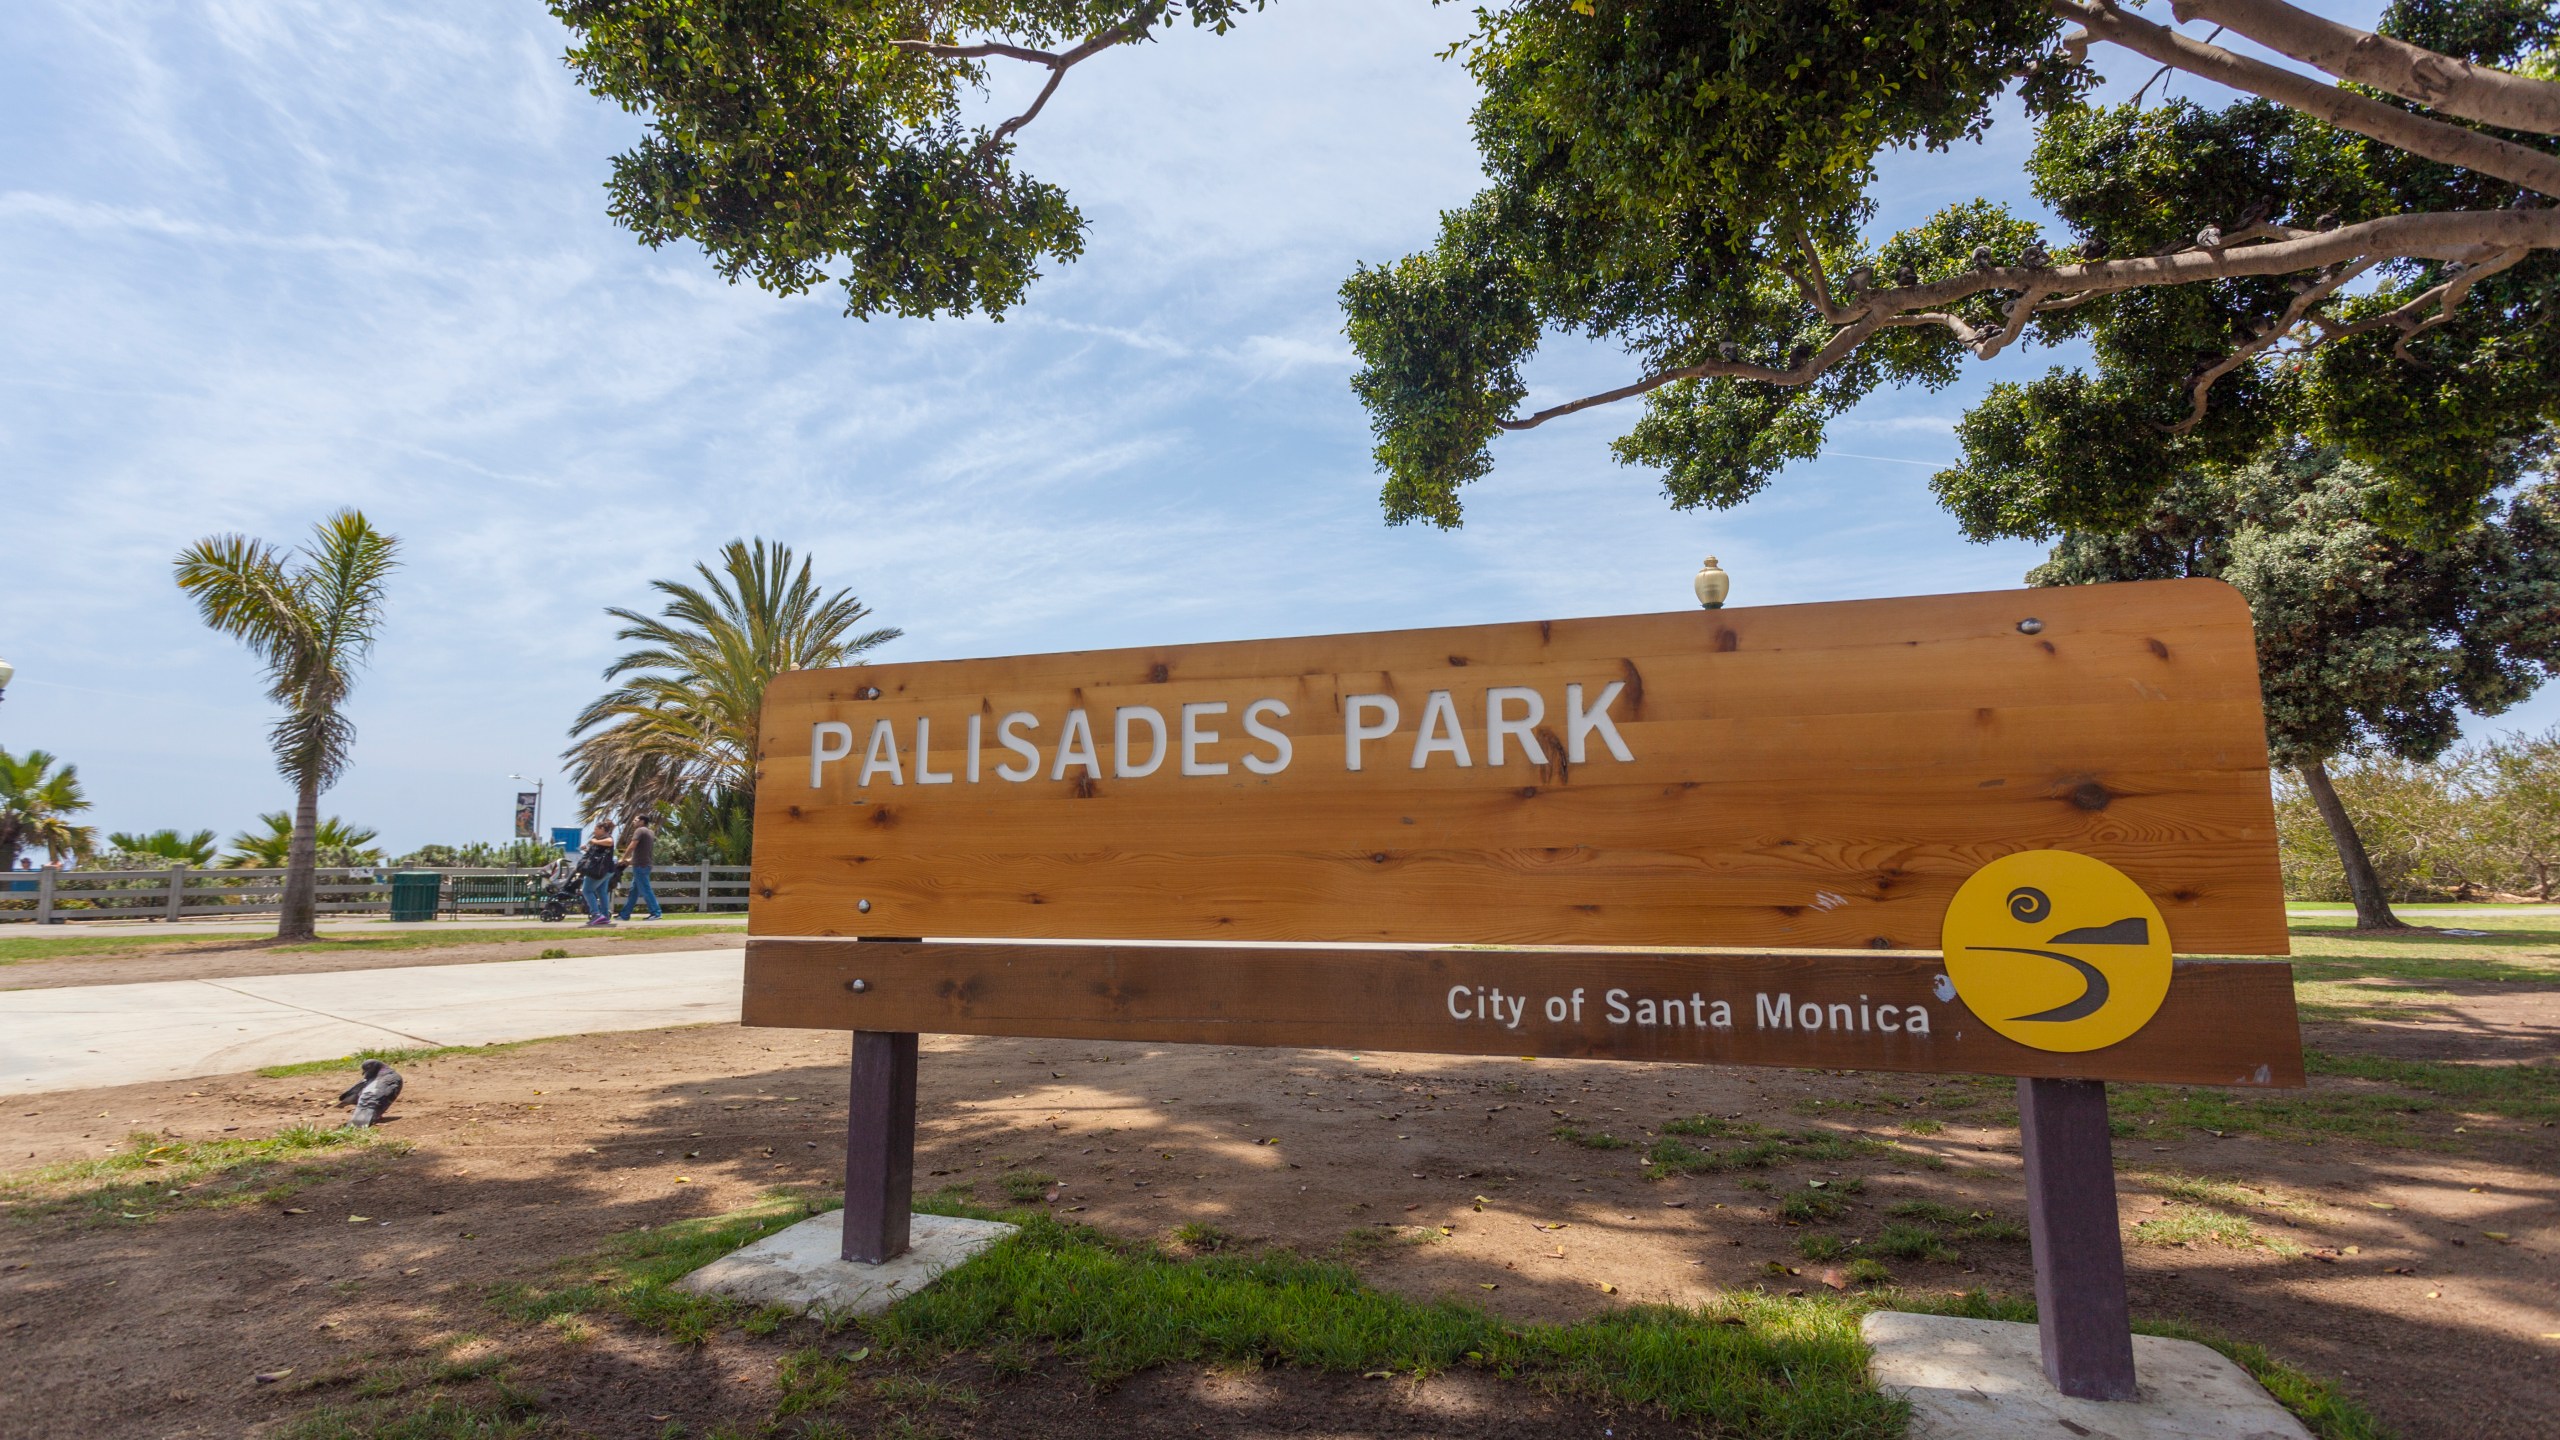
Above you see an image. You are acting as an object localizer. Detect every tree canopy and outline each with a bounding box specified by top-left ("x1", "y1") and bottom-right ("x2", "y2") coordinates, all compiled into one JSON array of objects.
[
  {"x1": 0, "y1": 748, "x2": 95, "y2": 872},
  {"x1": 2031, "y1": 442, "x2": 2560, "y2": 922},
  {"x1": 566, "y1": 538, "x2": 901, "y2": 822},
  {"x1": 223, "y1": 813, "x2": 385, "y2": 869},
  {"x1": 174, "y1": 509, "x2": 400, "y2": 939},
  {"x1": 109, "y1": 828, "x2": 220, "y2": 866},
  {"x1": 553, "y1": 1, "x2": 2560, "y2": 538}
]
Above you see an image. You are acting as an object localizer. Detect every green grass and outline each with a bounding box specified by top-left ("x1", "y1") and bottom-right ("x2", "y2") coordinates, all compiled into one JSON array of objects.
[
  {"x1": 1647, "y1": 1123, "x2": 1894, "y2": 1179},
  {"x1": 268, "y1": 924, "x2": 742, "y2": 955},
  {"x1": 997, "y1": 1170, "x2": 1057, "y2": 1203},
  {"x1": 258, "y1": 1042, "x2": 537, "y2": 1080},
  {"x1": 2128, "y1": 1205, "x2": 2298, "y2": 1253},
  {"x1": 1868, "y1": 1223, "x2": 1959, "y2": 1263},
  {"x1": 2106, "y1": 1047, "x2": 2560, "y2": 1149},
  {"x1": 1882, "y1": 1200, "x2": 2028, "y2": 1243},
  {"x1": 0, "y1": 1125, "x2": 406, "y2": 1226},
  {"x1": 476, "y1": 1194, "x2": 2379, "y2": 1440},
  {"x1": 2283, "y1": 914, "x2": 2560, "y2": 983},
  {"x1": 2130, "y1": 1172, "x2": 2314, "y2": 1215},
  {"x1": 274, "y1": 1391, "x2": 547, "y2": 1440},
  {"x1": 1776, "y1": 1181, "x2": 1859, "y2": 1224},
  {"x1": 0, "y1": 931, "x2": 219, "y2": 964},
  {"x1": 2108, "y1": 1082, "x2": 2438, "y2": 1147},
  {"x1": 1843, "y1": 1258, "x2": 1892, "y2": 1286},
  {"x1": 2304, "y1": 1050, "x2": 2560, "y2": 1122},
  {"x1": 1170, "y1": 1221, "x2": 1235, "y2": 1253},
  {"x1": 863, "y1": 1205, "x2": 1908, "y2": 1434},
  {"x1": 492, "y1": 1192, "x2": 820, "y2": 1345},
  {"x1": 2123, "y1": 1172, "x2": 2309, "y2": 1255}
]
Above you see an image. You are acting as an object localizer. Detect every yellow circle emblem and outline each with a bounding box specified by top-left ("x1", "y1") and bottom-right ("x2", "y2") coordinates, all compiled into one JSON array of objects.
[{"x1": 1941, "y1": 850, "x2": 2173, "y2": 1053}]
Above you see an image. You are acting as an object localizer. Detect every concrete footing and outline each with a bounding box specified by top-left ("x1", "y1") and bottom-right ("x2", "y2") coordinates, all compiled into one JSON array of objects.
[
  {"x1": 1862, "y1": 1312, "x2": 2312, "y2": 1440},
  {"x1": 677, "y1": 1212, "x2": 1016, "y2": 1317}
]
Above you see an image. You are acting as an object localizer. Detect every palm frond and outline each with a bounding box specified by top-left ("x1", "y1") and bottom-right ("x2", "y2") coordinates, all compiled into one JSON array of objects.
[{"x1": 565, "y1": 538, "x2": 900, "y2": 825}]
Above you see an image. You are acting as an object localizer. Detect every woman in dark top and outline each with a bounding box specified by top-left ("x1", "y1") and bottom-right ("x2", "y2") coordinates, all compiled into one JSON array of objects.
[{"x1": 579, "y1": 819, "x2": 617, "y2": 927}]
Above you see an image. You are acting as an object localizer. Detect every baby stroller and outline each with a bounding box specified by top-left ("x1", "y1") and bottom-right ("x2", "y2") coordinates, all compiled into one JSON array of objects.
[{"x1": 536, "y1": 854, "x2": 591, "y2": 922}]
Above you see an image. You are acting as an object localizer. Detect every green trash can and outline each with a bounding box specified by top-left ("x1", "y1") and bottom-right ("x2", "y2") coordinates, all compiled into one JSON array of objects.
[{"x1": 389, "y1": 871, "x2": 442, "y2": 922}]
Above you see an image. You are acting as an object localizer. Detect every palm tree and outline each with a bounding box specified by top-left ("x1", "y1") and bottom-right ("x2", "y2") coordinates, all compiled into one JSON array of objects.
[
  {"x1": 567, "y1": 539, "x2": 898, "y2": 828},
  {"x1": 222, "y1": 813, "x2": 382, "y2": 868},
  {"x1": 174, "y1": 510, "x2": 399, "y2": 940},
  {"x1": 109, "y1": 828, "x2": 220, "y2": 866},
  {"x1": 0, "y1": 748, "x2": 97, "y2": 871}
]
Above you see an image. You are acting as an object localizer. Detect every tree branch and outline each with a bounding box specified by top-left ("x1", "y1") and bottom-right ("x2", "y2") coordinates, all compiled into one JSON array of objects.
[
  {"x1": 2053, "y1": 0, "x2": 2560, "y2": 197},
  {"x1": 891, "y1": 15, "x2": 1156, "y2": 153},
  {"x1": 1495, "y1": 316, "x2": 1889, "y2": 431},
  {"x1": 1493, "y1": 209, "x2": 2559, "y2": 432},
  {"x1": 2169, "y1": 257, "x2": 2377, "y2": 434},
  {"x1": 2172, "y1": 0, "x2": 2560, "y2": 136}
]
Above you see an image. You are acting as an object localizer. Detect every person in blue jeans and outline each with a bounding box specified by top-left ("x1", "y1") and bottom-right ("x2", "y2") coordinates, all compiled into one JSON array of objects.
[
  {"x1": 617, "y1": 813, "x2": 662, "y2": 921},
  {"x1": 579, "y1": 819, "x2": 618, "y2": 927}
]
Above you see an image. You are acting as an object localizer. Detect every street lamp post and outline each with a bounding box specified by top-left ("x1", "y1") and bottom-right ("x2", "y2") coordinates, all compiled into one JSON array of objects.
[
  {"x1": 0, "y1": 656, "x2": 15, "y2": 703},
  {"x1": 508, "y1": 774, "x2": 545, "y2": 846}
]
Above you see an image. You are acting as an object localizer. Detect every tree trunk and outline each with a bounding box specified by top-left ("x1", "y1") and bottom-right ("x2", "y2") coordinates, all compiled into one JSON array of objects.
[
  {"x1": 277, "y1": 772, "x2": 322, "y2": 942},
  {"x1": 2299, "y1": 758, "x2": 2407, "y2": 931}
]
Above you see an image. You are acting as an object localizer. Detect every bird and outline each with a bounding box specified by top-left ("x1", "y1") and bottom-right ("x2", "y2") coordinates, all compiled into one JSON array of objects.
[
  {"x1": 1789, "y1": 343, "x2": 1813, "y2": 370},
  {"x1": 2195, "y1": 224, "x2": 2225, "y2": 249},
  {"x1": 1894, "y1": 263, "x2": 1918, "y2": 288},
  {"x1": 2314, "y1": 210, "x2": 2339, "y2": 231},
  {"x1": 2020, "y1": 238, "x2": 2052, "y2": 268},
  {"x1": 1971, "y1": 243, "x2": 1997, "y2": 271},
  {"x1": 339, "y1": 1059, "x2": 404, "y2": 1128},
  {"x1": 1845, "y1": 264, "x2": 1873, "y2": 294},
  {"x1": 1717, "y1": 339, "x2": 1738, "y2": 361},
  {"x1": 2233, "y1": 196, "x2": 2274, "y2": 231},
  {"x1": 2080, "y1": 237, "x2": 2108, "y2": 262}
]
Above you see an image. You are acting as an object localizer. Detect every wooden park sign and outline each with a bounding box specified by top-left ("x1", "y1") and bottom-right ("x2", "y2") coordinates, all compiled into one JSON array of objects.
[{"x1": 743, "y1": 578, "x2": 2300, "y2": 1400}]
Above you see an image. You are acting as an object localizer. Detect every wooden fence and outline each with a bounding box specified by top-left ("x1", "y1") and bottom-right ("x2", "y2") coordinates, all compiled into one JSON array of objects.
[{"x1": 0, "y1": 865, "x2": 753, "y2": 925}]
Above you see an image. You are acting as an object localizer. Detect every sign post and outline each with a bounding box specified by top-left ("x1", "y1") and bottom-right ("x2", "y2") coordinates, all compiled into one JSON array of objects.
[{"x1": 743, "y1": 579, "x2": 2297, "y2": 1399}]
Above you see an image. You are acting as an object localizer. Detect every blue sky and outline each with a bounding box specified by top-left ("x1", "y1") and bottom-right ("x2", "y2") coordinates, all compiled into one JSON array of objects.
[{"x1": 2, "y1": 0, "x2": 2544, "y2": 854}]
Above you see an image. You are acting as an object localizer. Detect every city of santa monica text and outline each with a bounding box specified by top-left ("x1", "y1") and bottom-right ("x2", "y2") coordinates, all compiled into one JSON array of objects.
[{"x1": 1452, "y1": 982, "x2": 1934, "y2": 1035}]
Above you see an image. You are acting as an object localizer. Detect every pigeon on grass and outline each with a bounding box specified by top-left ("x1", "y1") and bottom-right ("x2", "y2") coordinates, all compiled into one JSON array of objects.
[{"x1": 338, "y1": 1059, "x2": 403, "y2": 1127}]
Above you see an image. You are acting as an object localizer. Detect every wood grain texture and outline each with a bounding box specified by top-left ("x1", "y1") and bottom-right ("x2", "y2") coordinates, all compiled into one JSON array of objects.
[
  {"x1": 751, "y1": 580, "x2": 2288, "y2": 954},
  {"x1": 743, "y1": 940, "x2": 2305, "y2": 1089}
]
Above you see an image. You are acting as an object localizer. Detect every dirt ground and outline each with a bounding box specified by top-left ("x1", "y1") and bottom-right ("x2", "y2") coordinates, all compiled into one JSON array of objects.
[
  {"x1": 0, "y1": 927, "x2": 745, "y2": 990},
  {"x1": 4, "y1": 984, "x2": 2554, "y2": 1439}
]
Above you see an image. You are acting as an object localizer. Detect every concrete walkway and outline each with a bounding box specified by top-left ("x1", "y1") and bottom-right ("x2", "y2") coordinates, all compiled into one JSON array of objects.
[
  {"x1": 4, "y1": 916, "x2": 745, "y2": 937},
  {"x1": 0, "y1": 949, "x2": 742, "y2": 1096}
]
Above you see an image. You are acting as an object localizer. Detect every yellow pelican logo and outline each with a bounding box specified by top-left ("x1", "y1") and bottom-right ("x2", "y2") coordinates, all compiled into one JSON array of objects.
[{"x1": 1940, "y1": 850, "x2": 2173, "y2": 1052}]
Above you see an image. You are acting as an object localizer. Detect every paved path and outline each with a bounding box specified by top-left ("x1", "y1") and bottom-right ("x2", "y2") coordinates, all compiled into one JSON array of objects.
[
  {"x1": 0, "y1": 949, "x2": 741, "y2": 1096},
  {"x1": 4, "y1": 916, "x2": 745, "y2": 937}
]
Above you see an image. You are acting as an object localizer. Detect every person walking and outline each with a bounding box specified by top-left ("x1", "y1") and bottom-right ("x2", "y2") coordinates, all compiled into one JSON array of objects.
[
  {"x1": 578, "y1": 819, "x2": 617, "y2": 927},
  {"x1": 617, "y1": 812, "x2": 662, "y2": 921}
]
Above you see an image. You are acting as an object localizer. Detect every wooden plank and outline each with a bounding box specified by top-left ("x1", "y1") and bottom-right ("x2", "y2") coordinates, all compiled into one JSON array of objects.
[
  {"x1": 743, "y1": 940, "x2": 2304, "y2": 1088},
  {"x1": 750, "y1": 581, "x2": 2288, "y2": 953}
]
